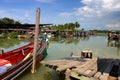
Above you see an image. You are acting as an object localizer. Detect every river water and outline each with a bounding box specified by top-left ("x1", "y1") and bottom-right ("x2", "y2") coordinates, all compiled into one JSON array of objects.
[{"x1": 0, "y1": 36, "x2": 120, "y2": 80}]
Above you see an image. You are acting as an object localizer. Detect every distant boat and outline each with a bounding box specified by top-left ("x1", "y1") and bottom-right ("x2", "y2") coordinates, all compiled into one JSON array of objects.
[
  {"x1": 0, "y1": 41, "x2": 48, "y2": 80},
  {"x1": 108, "y1": 32, "x2": 120, "y2": 41}
]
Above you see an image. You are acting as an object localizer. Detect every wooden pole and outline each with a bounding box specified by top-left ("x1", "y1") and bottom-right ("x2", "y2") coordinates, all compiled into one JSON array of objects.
[{"x1": 31, "y1": 8, "x2": 40, "y2": 74}]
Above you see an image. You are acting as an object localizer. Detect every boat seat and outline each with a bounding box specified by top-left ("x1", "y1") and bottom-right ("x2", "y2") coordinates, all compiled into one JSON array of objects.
[{"x1": 28, "y1": 46, "x2": 34, "y2": 48}]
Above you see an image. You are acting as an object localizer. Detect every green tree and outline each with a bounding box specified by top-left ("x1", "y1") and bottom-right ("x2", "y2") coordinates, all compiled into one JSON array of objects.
[
  {"x1": 14, "y1": 21, "x2": 21, "y2": 24},
  {"x1": 75, "y1": 21, "x2": 80, "y2": 29},
  {"x1": 64, "y1": 23, "x2": 69, "y2": 29},
  {"x1": 0, "y1": 17, "x2": 21, "y2": 24},
  {"x1": 0, "y1": 17, "x2": 14, "y2": 24},
  {"x1": 68, "y1": 23, "x2": 75, "y2": 30},
  {"x1": 52, "y1": 21, "x2": 80, "y2": 31}
]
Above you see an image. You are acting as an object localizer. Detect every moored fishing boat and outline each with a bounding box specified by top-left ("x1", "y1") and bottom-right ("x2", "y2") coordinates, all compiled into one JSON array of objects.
[{"x1": 0, "y1": 41, "x2": 48, "y2": 80}]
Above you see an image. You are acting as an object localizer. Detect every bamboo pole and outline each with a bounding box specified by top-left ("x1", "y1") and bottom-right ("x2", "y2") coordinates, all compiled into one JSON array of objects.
[{"x1": 31, "y1": 8, "x2": 40, "y2": 74}]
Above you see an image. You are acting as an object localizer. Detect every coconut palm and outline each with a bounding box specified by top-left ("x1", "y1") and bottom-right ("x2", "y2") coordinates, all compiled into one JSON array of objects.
[{"x1": 75, "y1": 21, "x2": 80, "y2": 29}]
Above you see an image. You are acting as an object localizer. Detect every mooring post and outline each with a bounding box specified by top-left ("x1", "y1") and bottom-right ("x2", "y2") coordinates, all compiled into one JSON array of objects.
[
  {"x1": 31, "y1": 8, "x2": 40, "y2": 74},
  {"x1": 65, "y1": 69, "x2": 71, "y2": 80}
]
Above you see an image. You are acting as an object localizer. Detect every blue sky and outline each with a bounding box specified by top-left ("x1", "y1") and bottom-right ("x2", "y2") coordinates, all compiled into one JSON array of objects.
[{"x1": 0, "y1": 0, "x2": 120, "y2": 30}]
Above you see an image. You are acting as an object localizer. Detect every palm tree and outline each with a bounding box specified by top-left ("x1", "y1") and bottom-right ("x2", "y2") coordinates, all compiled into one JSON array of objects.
[
  {"x1": 69, "y1": 23, "x2": 75, "y2": 30},
  {"x1": 75, "y1": 21, "x2": 80, "y2": 29}
]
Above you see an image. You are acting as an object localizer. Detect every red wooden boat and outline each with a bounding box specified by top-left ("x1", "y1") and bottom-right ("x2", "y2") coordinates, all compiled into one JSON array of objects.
[{"x1": 0, "y1": 41, "x2": 48, "y2": 80}]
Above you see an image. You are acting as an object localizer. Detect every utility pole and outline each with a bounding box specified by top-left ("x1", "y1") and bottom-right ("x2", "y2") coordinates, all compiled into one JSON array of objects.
[{"x1": 31, "y1": 8, "x2": 40, "y2": 74}]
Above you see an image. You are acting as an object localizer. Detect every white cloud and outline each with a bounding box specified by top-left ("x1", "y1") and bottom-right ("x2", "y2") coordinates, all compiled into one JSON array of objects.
[
  {"x1": 74, "y1": 0, "x2": 120, "y2": 17},
  {"x1": 74, "y1": 6, "x2": 96, "y2": 17},
  {"x1": 59, "y1": 12, "x2": 72, "y2": 17},
  {"x1": 36, "y1": 0, "x2": 55, "y2": 3},
  {"x1": 23, "y1": 11, "x2": 33, "y2": 23},
  {"x1": 0, "y1": 9, "x2": 34, "y2": 24},
  {"x1": 81, "y1": 0, "x2": 92, "y2": 4},
  {"x1": 102, "y1": 0, "x2": 120, "y2": 10},
  {"x1": 78, "y1": 18, "x2": 84, "y2": 21},
  {"x1": 24, "y1": 11, "x2": 31, "y2": 18},
  {"x1": 102, "y1": 0, "x2": 119, "y2": 11},
  {"x1": 106, "y1": 22, "x2": 120, "y2": 28},
  {"x1": 74, "y1": 0, "x2": 102, "y2": 17}
]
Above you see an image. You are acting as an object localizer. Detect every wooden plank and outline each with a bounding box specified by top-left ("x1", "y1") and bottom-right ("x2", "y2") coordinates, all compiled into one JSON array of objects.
[
  {"x1": 73, "y1": 58, "x2": 95, "y2": 72},
  {"x1": 41, "y1": 60, "x2": 71, "y2": 66},
  {"x1": 108, "y1": 76, "x2": 117, "y2": 80},
  {"x1": 99, "y1": 60, "x2": 114, "y2": 80},
  {"x1": 94, "y1": 60, "x2": 109, "y2": 78},
  {"x1": 41, "y1": 60, "x2": 72, "y2": 70},
  {"x1": 73, "y1": 59, "x2": 92, "y2": 71},
  {"x1": 47, "y1": 60, "x2": 75, "y2": 70},
  {"x1": 56, "y1": 61, "x2": 81, "y2": 71},
  {"x1": 83, "y1": 61, "x2": 98, "y2": 77},
  {"x1": 88, "y1": 58, "x2": 105, "y2": 77},
  {"x1": 79, "y1": 58, "x2": 97, "y2": 73},
  {"x1": 70, "y1": 71, "x2": 99, "y2": 80},
  {"x1": 73, "y1": 58, "x2": 97, "y2": 75},
  {"x1": 83, "y1": 58, "x2": 107, "y2": 77},
  {"x1": 50, "y1": 60, "x2": 71, "y2": 66},
  {"x1": 41, "y1": 59, "x2": 87, "y2": 71},
  {"x1": 83, "y1": 58, "x2": 106, "y2": 77},
  {"x1": 74, "y1": 60, "x2": 89, "y2": 68}
]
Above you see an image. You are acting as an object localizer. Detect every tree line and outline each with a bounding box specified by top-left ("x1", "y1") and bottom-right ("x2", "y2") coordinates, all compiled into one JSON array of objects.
[
  {"x1": 0, "y1": 17, "x2": 80, "y2": 31},
  {"x1": 0, "y1": 17, "x2": 21, "y2": 25},
  {"x1": 52, "y1": 22, "x2": 80, "y2": 30}
]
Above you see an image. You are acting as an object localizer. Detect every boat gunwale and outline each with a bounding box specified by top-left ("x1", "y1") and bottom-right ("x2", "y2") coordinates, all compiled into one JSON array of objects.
[{"x1": 0, "y1": 42, "x2": 47, "y2": 80}]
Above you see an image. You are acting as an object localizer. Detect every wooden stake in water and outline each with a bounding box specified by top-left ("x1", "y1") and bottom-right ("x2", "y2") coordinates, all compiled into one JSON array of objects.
[{"x1": 31, "y1": 8, "x2": 40, "y2": 74}]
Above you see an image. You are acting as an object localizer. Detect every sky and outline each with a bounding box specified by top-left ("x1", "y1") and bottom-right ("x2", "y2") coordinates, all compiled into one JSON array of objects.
[{"x1": 0, "y1": 0, "x2": 120, "y2": 30}]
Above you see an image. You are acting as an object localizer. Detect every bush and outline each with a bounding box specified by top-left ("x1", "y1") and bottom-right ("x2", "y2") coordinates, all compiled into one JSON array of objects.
[
  {"x1": 2, "y1": 33, "x2": 8, "y2": 38},
  {"x1": 9, "y1": 32, "x2": 18, "y2": 38}
]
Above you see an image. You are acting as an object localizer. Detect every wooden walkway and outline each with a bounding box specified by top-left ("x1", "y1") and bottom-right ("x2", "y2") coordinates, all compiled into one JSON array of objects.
[{"x1": 41, "y1": 57, "x2": 120, "y2": 80}]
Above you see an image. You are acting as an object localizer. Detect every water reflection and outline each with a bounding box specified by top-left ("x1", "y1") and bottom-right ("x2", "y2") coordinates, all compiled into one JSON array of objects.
[
  {"x1": 51, "y1": 36, "x2": 89, "y2": 44},
  {"x1": 0, "y1": 36, "x2": 120, "y2": 80},
  {"x1": 107, "y1": 40, "x2": 120, "y2": 55},
  {"x1": 0, "y1": 38, "x2": 31, "y2": 52}
]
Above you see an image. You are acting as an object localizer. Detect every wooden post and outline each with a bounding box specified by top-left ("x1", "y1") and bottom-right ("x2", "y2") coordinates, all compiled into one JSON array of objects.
[
  {"x1": 31, "y1": 8, "x2": 40, "y2": 74},
  {"x1": 65, "y1": 69, "x2": 71, "y2": 80}
]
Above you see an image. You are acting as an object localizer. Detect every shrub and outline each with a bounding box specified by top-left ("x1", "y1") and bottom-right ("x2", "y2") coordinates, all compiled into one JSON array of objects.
[{"x1": 9, "y1": 32, "x2": 18, "y2": 38}]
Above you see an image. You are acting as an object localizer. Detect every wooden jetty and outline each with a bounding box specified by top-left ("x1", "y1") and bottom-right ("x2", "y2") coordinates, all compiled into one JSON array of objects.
[{"x1": 41, "y1": 57, "x2": 120, "y2": 80}]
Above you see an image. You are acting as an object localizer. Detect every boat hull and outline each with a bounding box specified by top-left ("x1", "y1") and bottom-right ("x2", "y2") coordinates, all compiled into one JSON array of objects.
[{"x1": 0, "y1": 42, "x2": 47, "y2": 80}]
